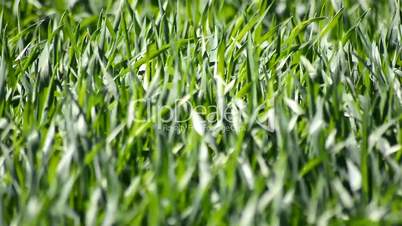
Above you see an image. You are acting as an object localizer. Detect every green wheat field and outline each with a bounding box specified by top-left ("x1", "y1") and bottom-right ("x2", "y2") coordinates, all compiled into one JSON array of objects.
[{"x1": 0, "y1": 0, "x2": 402, "y2": 225}]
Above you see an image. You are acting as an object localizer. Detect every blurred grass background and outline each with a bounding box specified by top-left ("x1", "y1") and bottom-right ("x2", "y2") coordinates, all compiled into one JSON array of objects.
[{"x1": 0, "y1": 0, "x2": 402, "y2": 225}]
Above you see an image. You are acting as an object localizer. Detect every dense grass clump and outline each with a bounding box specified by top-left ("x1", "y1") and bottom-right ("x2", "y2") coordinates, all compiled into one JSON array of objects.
[{"x1": 0, "y1": 0, "x2": 402, "y2": 225}]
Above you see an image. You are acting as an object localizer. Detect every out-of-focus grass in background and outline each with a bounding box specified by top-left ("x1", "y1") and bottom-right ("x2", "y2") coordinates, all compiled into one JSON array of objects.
[{"x1": 0, "y1": 0, "x2": 402, "y2": 225}]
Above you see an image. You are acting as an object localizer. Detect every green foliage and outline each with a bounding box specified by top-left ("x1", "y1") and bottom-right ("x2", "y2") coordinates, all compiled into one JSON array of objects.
[{"x1": 0, "y1": 0, "x2": 402, "y2": 225}]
